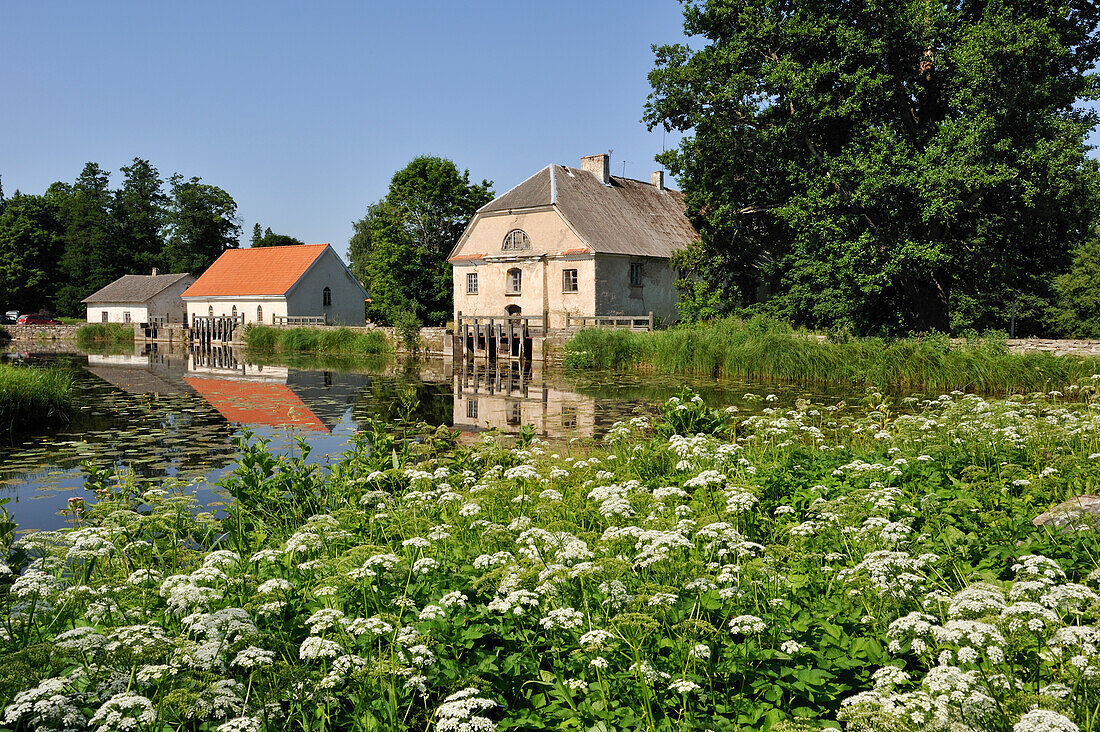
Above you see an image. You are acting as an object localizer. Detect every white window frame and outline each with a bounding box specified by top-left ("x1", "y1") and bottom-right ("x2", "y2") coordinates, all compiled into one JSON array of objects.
[
  {"x1": 507, "y1": 268, "x2": 522, "y2": 294},
  {"x1": 502, "y1": 230, "x2": 531, "y2": 251},
  {"x1": 467, "y1": 272, "x2": 479, "y2": 294},
  {"x1": 563, "y1": 268, "x2": 578, "y2": 293}
]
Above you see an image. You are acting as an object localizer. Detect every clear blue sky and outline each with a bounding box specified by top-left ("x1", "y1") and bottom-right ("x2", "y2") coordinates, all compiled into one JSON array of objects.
[{"x1": 1, "y1": 0, "x2": 689, "y2": 260}]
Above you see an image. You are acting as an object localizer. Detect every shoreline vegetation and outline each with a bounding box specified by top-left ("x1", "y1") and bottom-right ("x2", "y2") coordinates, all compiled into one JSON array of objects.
[
  {"x1": 243, "y1": 324, "x2": 389, "y2": 355},
  {"x1": 75, "y1": 323, "x2": 134, "y2": 349},
  {"x1": 564, "y1": 317, "x2": 1100, "y2": 395},
  {"x1": 2, "y1": 387, "x2": 1099, "y2": 729},
  {"x1": 0, "y1": 363, "x2": 73, "y2": 433}
]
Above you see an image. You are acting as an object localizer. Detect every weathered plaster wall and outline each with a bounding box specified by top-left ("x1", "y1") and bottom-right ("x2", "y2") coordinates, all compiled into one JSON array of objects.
[
  {"x1": 185, "y1": 298, "x2": 288, "y2": 325},
  {"x1": 594, "y1": 255, "x2": 679, "y2": 324}
]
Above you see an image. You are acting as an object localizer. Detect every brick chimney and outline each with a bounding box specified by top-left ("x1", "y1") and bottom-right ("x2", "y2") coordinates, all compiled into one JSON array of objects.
[
  {"x1": 651, "y1": 170, "x2": 665, "y2": 190},
  {"x1": 581, "y1": 154, "x2": 611, "y2": 185}
]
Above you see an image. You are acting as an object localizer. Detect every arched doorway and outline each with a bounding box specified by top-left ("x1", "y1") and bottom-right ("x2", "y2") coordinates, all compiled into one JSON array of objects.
[{"x1": 505, "y1": 304, "x2": 521, "y2": 317}]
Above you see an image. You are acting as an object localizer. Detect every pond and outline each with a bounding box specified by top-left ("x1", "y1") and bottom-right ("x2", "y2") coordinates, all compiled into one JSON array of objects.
[{"x1": 0, "y1": 344, "x2": 867, "y2": 531}]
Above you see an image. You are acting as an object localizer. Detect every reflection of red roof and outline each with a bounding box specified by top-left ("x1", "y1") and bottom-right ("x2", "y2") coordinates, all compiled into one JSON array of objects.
[
  {"x1": 182, "y1": 244, "x2": 329, "y2": 297},
  {"x1": 184, "y1": 376, "x2": 328, "y2": 432}
]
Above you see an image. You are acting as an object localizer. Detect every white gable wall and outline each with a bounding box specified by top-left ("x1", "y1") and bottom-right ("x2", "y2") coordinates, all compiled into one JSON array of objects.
[
  {"x1": 87, "y1": 305, "x2": 150, "y2": 324},
  {"x1": 185, "y1": 297, "x2": 288, "y2": 325},
  {"x1": 286, "y1": 247, "x2": 366, "y2": 325}
]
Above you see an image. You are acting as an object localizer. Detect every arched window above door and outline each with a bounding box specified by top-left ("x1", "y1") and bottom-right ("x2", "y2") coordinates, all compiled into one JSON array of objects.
[{"x1": 502, "y1": 230, "x2": 530, "y2": 251}]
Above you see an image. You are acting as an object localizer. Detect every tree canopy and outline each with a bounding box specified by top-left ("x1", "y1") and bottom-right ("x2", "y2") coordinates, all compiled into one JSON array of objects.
[
  {"x1": 646, "y1": 0, "x2": 1100, "y2": 335},
  {"x1": 251, "y1": 223, "x2": 306, "y2": 248},
  {"x1": 0, "y1": 160, "x2": 241, "y2": 315},
  {"x1": 348, "y1": 157, "x2": 492, "y2": 325}
]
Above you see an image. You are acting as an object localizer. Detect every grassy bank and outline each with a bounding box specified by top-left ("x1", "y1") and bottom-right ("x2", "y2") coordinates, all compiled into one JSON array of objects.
[
  {"x1": 3, "y1": 388, "x2": 1100, "y2": 730},
  {"x1": 0, "y1": 363, "x2": 73, "y2": 432},
  {"x1": 75, "y1": 323, "x2": 134, "y2": 348},
  {"x1": 244, "y1": 324, "x2": 389, "y2": 355},
  {"x1": 564, "y1": 318, "x2": 1100, "y2": 394}
]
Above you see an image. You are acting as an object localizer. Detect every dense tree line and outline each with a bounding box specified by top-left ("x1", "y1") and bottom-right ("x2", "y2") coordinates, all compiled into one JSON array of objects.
[
  {"x1": 0, "y1": 159, "x2": 241, "y2": 316},
  {"x1": 647, "y1": 0, "x2": 1100, "y2": 337},
  {"x1": 348, "y1": 156, "x2": 492, "y2": 326}
]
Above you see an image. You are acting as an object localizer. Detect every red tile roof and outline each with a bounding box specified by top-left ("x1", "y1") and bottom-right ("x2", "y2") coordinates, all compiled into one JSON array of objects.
[
  {"x1": 182, "y1": 244, "x2": 329, "y2": 297},
  {"x1": 450, "y1": 253, "x2": 485, "y2": 261},
  {"x1": 184, "y1": 376, "x2": 328, "y2": 432}
]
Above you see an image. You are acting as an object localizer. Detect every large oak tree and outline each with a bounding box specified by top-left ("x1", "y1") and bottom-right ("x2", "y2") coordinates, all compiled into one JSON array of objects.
[{"x1": 647, "y1": 0, "x2": 1100, "y2": 335}]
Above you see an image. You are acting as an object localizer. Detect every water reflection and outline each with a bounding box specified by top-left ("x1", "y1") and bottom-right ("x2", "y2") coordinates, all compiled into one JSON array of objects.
[
  {"x1": 0, "y1": 343, "x2": 866, "y2": 531},
  {"x1": 454, "y1": 360, "x2": 597, "y2": 439}
]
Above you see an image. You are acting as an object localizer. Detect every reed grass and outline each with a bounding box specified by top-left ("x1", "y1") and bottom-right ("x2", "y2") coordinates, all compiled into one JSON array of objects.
[
  {"x1": 564, "y1": 317, "x2": 1100, "y2": 394},
  {"x1": 75, "y1": 323, "x2": 134, "y2": 348},
  {"x1": 244, "y1": 325, "x2": 390, "y2": 355},
  {"x1": 0, "y1": 364, "x2": 73, "y2": 432}
]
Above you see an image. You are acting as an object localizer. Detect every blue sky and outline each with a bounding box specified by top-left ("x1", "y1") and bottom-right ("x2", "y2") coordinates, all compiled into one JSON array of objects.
[{"x1": 1, "y1": 1, "x2": 689, "y2": 259}]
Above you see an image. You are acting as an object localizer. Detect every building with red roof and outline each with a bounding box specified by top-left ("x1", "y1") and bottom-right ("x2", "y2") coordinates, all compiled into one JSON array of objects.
[{"x1": 182, "y1": 244, "x2": 368, "y2": 326}]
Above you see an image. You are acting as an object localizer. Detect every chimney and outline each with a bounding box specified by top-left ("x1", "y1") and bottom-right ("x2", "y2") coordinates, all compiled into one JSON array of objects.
[
  {"x1": 651, "y1": 170, "x2": 665, "y2": 190},
  {"x1": 581, "y1": 154, "x2": 610, "y2": 186},
  {"x1": 151, "y1": 267, "x2": 159, "y2": 276}
]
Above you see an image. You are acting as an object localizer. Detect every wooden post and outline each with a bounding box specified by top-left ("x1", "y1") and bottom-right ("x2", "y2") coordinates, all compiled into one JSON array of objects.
[{"x1": 648, "y1": 312, "x2": 654, "y2": 331}]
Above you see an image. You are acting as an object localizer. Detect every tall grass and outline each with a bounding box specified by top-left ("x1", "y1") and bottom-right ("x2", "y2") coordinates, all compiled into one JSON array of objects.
[
  {"x1": 564, "y1": 317, "x2": 1100, "y2": 394},
  {"x1": 75, "y1": 323, "x2": 134, "y2": 348},
  {"x1": 244, "y1": 324, "x2": 390, "y2": 355},
  {"x1": 0, "y1": 364, "x2": 73, "y2": 432}
]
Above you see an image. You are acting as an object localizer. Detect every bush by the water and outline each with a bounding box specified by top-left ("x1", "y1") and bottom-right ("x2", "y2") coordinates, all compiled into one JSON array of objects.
[
  {"x1": 564, "y1": 317, "x2": 1100, "y2": 394},
  {"x1": 0, "y1": 363, "x2": 72, "y2": 432},
  {"x1": 244, "y1": 325, "x2": 389, "y2": 355},
  {"x1": 75, "y1": 323, "x2": 134, "y2": 348},
  {"x1": 4, "y1": 384, "x2": 1100, "y2": 730}
]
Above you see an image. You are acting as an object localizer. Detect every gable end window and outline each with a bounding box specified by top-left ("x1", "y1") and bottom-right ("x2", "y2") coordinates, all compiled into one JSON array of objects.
[
  {"x1": 467, "y1": 272, "x2": 479, "y2": 294},
  {"x1": 563, "y1": 269, "x2": 578, "y2": 293},
  {"x1": 630, "y1": 262, "x2": 643, "y2": 287},
  {"x1": 323, "y1": 287, "x2": 332, "y2": 307},
  {"x1": 507, "y1": 268, "x2": 522, "y2": 294},
  {"x1": 502, "y1": 230, "x2": 531, "y2": 251},
  {"x1": 101, "y1": 311, "x2": 108, "y2": 323}
]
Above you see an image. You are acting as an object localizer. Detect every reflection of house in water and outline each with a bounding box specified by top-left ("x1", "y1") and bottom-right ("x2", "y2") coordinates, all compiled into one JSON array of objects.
[
  {"x1": 86, "y1": 345, "x2": 369, "y2": 433},
  {"x1": 184, "y1": 347, "x2": 369, "y2": 432},
  {"x1": 85, "y1": 348, "x2": 193, "y2": 395},
  {"x1": 453, "y1": 360, "x2": 595, "y2": 438}
]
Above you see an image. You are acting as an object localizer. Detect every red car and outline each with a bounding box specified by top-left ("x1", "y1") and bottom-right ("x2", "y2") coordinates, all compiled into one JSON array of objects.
[{"x1": 15, "y1": 314, "x2": 62, "y2": 325}]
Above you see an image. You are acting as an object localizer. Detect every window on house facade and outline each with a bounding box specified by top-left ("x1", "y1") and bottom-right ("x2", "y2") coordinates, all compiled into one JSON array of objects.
[
  {"x1": 101, "y1": 311, "x2": 108, "y2": 323},
  {"x1": 322, "y1": 287, "x2": 332, "y2": 307},
  {"x1": 630, "y1": 262, "x2": 643, "y2": 287},
  {"x1": 257, "y1": 305, "x2": 263, "y2": 323},
  {"x1": 467, "y1": 398, "x2": 478, "y2": 419},
  {"x1": 123, "y1": 311, "x2": 131, "y2": 323},
  {"x1": 507, "y1": 268, "x2": 522, "y2": 294},
  {"x1": 467, "y1": 272, "x2": 479, "y2": 294},
  {"x1": 507, "y1": 401, "x2": 522, "y2": 425},
  {"x1": 231, "y1": 305, "x2": 238, "y2": 319},
  {"x1": 208, "y1": 306, "x2": 214, "y2": 317},
  {"x1": 502, "y1": 230, "x2": 531, "y2": 251},
  {"x1": 563, "y1": 269, "x2": 578, "y2": 292}
]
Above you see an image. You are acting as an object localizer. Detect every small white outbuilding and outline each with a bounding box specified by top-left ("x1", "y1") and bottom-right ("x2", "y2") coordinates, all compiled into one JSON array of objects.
[{"x1": 82, "y1": 271, "x2": 195, "y2": 324}]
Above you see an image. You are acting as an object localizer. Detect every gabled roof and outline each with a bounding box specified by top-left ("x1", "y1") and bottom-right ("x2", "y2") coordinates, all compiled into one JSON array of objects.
[
  {"x1": 470, "y1": 165, "x2": 698, "y2": 259},
  {"x1": 182, "y1": 244, "x2": 331, "y2": 298},
  {"x1": 82, "y1": 273, "x2": 194, "y2": 304}
]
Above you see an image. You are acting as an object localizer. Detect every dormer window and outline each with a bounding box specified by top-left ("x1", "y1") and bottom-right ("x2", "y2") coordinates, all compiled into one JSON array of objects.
[{"x1": 502, "y1": 230, "x2": 531, "y2": 251}]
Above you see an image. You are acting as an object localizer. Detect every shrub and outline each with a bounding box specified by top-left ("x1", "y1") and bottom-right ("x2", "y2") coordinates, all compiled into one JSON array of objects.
[
  {"x1": 394, "y1": 311, "x2": 422, "y2": 354},
  {"x1": 75, "y1": 323, "x2": 134, "y2": 348}
]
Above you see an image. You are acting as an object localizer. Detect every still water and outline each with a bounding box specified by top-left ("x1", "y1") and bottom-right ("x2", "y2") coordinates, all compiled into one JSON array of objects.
[{"x1": 0, "y1": 345, "x2": 864, "y2": 531}]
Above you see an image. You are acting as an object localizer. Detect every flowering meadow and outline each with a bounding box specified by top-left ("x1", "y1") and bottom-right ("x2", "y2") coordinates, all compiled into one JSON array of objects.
[{"x1": 4, "y1": 384, "x2": 1100, "y2": 731}]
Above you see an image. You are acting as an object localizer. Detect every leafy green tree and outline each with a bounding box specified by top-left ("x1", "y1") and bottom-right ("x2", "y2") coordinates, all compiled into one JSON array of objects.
[
  {"x1": 349, "y1": 157, "x2": 492, "y2": 325},
  {"x1": 251, "y1": 224, "x2": 306, "y2": 248},
  {"x1": 646, "y1": 0, "x2": 1100, "y2": 335},
  {"x1": 56, "y1": 163, "x2": 117, "y2": 315},
  {"x1": 163, "y1": 175, "x2": 241, "y2": 274},
  {"x1": 0, "y1": 193, "x2": 64, "y2": 312},
  {"x1": 115, "y1": 158, "x2": 168, "y2": 274},
  {"x1": 1051, "y1": 235, "x2": 1100, "y2": 338}
]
